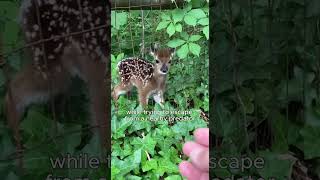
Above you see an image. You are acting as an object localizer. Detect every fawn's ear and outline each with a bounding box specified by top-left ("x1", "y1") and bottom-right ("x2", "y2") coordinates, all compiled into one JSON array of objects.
[
  {"x1": 169, "y1": 47, "x2": 176, "y2": 57},
  {"x1": 150, "y1": 43, "x2": 159, "y2": 57}
]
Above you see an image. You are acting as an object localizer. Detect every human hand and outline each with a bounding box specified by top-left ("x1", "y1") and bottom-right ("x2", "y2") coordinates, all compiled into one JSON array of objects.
[{"x1": 179, "y1": 128, "x2": 209, "y2": 180}]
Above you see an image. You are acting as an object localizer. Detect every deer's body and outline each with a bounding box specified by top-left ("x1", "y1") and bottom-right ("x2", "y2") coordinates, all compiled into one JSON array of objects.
[
  {"x1": 112, "y1": 44, "x2": 175, "y2": 107},
  {"x1": 5, "y1": 0, "x2": 110, "y2": 168}
]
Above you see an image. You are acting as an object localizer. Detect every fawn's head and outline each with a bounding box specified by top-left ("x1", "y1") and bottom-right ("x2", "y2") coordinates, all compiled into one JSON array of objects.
[{"x1": 150, "y1": 43, "x2": 175, "y2": 75}]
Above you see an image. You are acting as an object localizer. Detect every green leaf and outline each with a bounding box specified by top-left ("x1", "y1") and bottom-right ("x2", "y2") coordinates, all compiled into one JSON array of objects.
[
  {"x1": 131, "y1": 135, "x2": 156, "y2": 155},
  {"x1": 142, "y1": 159, "x2": 158, "y2": 172},
  {"x1": 165, "y1": 175, "x2": 182, "y2": 180},
  {"x1": 167, "y1": 39, "x2": 186, "y2": 48},
  {"x1": 126, "y1": 175, "x2": 142, "y2": 180},
  {"x1": 177, "y1": 44, "x2": 189, "y2": 59},
  {"x1": 111, "y1": 12, "x2": 128, "y2": 29},
  {"x1": 155, "y1": 158, "x2": 179, "y2": 176},
  {"x1": 198, "y1": 17, "x2": 209, "y2": 25},
  {"x1": 156, "y1": 21, "x2": 170, "y2": 31},
  {"x1": 161, "y1": 13, "x2": 171, "y2": 21},
  {"x1": 203, "y1": 25, "x2": 209, "y2": 40},
  {"x1": 184, "y1": 14, "x2": 197, "y2": 26},
  {"x1": 112, "y1": 149, "x2": 142, "y2": 177},
  {"x1": 180, "y1": 32, "x2": 190, "y2": 41},
  {"x1": 113, "y1": 118, "x2": 133, "y2": 139},
  {"x1": 116, "y1": 53, "x2": 125, "y2": 61},
  {"x1": 257, "y1": 151, "x2": 296, "y2": 179},
  {"x1": 189, "y1": 35, "x2": 202, "y2": 42},
  {"x1": 172, "y1": 9, "x2": 185, "y2": 23},
  {"x1": 166, "y1": 23, "x2": 176, "y2": 37},
  {"x1": 58, "y1": 124, "x2": 82, "y2": 154},
  {"x1": 297, "y1": 126, "x2": 320, "y2": 159},
  {"x1": 175, "y1": 23, "x2": 182, "y2": 32},
  {"x1": 189, "y1": 43, "x2": 201, "y2": 56},
  {"x1": 20, "y1": 110, "x2": 51, "y2": 138},
  {"x1": 188, "y1": 9, "x2": 207, "y2": 19}
]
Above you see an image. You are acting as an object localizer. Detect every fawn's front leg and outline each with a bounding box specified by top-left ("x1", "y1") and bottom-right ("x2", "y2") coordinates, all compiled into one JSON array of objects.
[
  {"x1": 80, "y1": 59, "x2": 109, "y2": 154},
  {"x1": 138, "y1": 89, "x2": 150, "y2": 108},
  {"x1": 153, "y1": 90, "x2": 165, "y2": 108},
  {"x1": 5, "y1": 64, "x2": 70, "y2": 170}
]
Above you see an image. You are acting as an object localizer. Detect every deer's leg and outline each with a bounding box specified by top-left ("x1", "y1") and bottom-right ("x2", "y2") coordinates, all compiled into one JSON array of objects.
[
  {"x1": 138, "y1": 89, "x2": 150, "y2": 107},
  {"x1": 112, "y1": 83, "x2": 133, "y2": 101},
  {"x1": 62, "y1": 45, "x2": 109, "y2": 155},
  {"x1": 5, "y1": 91, "x2": 23, "y2": 169},
  {"x1": 5, "y1": 65, "x2": 69, "y2": 169},
  {"x1": 72, "y1": 58, "x2": 109, "y2": 154}
]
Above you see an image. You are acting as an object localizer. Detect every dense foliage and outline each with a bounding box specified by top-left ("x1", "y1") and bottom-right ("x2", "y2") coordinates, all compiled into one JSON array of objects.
[
  {"x1": 212, "y1": 0, "x2": 320, "y2": 179},
  {"x1": 111, "y1": 0, "x2": 209, "y2": 179}
]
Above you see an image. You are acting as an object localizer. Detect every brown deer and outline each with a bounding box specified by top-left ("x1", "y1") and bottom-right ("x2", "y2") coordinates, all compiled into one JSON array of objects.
[
  {"x1": 5, "y1": 0, "x2": 110, "y2": 168},
  {"x1": 112, "y1": 43, "x2": 175, "y2": 107}
]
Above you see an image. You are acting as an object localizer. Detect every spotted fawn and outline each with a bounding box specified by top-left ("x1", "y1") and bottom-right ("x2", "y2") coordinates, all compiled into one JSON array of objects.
[
  {"x1": 5, "y1": 0, "x2": 110, "y2": 168},
  {"x1": 112, "y1": 43, "x2": 175, "y2": 107}
]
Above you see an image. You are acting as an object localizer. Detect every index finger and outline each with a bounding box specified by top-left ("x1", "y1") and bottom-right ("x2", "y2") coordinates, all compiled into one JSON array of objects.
[{"x1": 194, "y1": 128, "x2": 209, "y2": 147}]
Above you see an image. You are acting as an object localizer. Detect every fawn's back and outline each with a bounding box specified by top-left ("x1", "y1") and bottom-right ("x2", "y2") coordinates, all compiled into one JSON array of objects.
[{"x1": 20, "y1": 0, "x2": 108, "y2": 76}]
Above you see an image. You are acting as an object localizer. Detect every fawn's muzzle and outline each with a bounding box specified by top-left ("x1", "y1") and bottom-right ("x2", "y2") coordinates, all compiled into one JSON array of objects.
[{"x1": 160, "y1": 65, "x2": 168, "y2": 73}]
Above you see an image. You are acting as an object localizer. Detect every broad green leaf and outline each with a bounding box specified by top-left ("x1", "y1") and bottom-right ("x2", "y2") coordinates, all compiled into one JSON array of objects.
[
  {"x1": 156, "y1": 21, "x2": 170, "y2": 31},
  {"x1": 177, "y1": 44, "x2": 189, "y2": 59},
  {"x1": 20, "y1": 110, "x2": 51, "y2": 138},
  {"x1": 257, "y1": 151, "x2": 296, "y2": 179},
  {"x1": 161, "y1": 13, "x2": 171, "y2": 21},
  {"x1": 297, "y1": 126, "x2": 320, "y2": 159},
  {"x1": 184, "y1": 14, "x2": 197, "y2": 26},
  {"x1": 203, "y1": 25, "x2": 209, "y2": 40},
  {"x1": 189, "y1": 43, "x2": 201, "y2": 56},
  {"x1": 189, "y1": 35, "x2": 202, "y2": 42},
  {"x1": 113, "y1": 118, "x2": 133, "y2": 139},
  {"x1": 172, "y1": 9, "x2": 185, "y2": 23},
  {"x1": 131, "y1": 135, "x2": 156, "y2": 155},
  {"x1": 116, "y1": 53, "x2": 125, "y2": 61},
  {"x1": 126, "y1": 175, "x2": 142, "y2": 180},
  {"x1": 180, "y1": 32, "x2": 190, "y2": 40},
  {"x1": 167, "y1": 39, "x2": 186, "y2": 48},
  {"x1": 155, "y1": 158, "x2": 179, "y2": 176},
  {"x1": 198, "y1": 17, "x2": 209, "y2": 25},
  {"x1": 111, "y1": 54, "x2": 116, "y2": 62},
  {"x1": 175, "y1": 23, "x2": 182, "y2": 32},
  {"x1": 188, "y1": 9, "x2": 207, "y2": 19},
  {"x1": 166, "y1": 23, "x2": 176, "y2": 37},
  {"x1": 58, "y1": 124, "x2": 82, "y2": 154},
  {"x1": 142, "y1": 159, "x2": 158, "y2": 172},
  {"x1": 111, "y1": 12, "x2": 128, "y2": 29}
]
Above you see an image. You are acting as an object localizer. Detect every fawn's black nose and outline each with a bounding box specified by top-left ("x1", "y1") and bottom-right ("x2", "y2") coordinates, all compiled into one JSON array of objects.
[{"x1": 160, "y1": 65, "x2": 168, "y2": 73}]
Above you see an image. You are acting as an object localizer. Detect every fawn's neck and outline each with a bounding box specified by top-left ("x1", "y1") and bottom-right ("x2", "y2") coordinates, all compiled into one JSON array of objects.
[{"x1": 153, "y1": 71, "x2": 167, "y2": 88}]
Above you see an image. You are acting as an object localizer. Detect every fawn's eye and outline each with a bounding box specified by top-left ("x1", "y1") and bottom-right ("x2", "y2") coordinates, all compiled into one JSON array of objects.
[
  {"x1": 168, "y1": 60, "x2": 171, "y2": 64},
  {"x1": 156, "y1": 60, "x2": 159, "y2": 63}
]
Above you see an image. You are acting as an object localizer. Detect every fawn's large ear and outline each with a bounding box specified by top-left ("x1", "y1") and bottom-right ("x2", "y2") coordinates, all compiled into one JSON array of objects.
[{"x1": 150, "y1": 43, "x2": 159, "y2": 57}]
